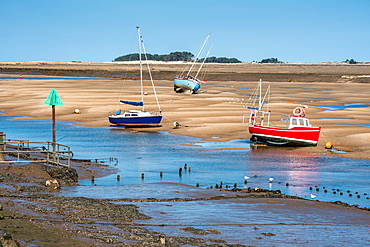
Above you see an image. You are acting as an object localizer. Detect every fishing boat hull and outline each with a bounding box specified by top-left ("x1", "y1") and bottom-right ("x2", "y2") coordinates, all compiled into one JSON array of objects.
[
  {"x1": 174, "y1": 78, "x2": 201, "y2": 94},
  {"x1": 249, "y1": 125, "x2": 321, "y2": 147},
  {"x1": 109, "y1": 115, "x2": 162, "y2": 127}
]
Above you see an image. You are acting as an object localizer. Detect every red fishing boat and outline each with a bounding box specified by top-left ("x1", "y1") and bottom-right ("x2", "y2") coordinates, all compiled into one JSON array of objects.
[{"x1": 243, "y1": 80, "x2": 321, "y2": 147}]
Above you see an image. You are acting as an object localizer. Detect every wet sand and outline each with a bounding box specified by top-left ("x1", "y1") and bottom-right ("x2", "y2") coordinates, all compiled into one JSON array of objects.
[
  {"x1": 1, "y1": 162, "x2": 370, "y2": 246},
  {"x1": 1, "y1": 61, "x2": 370, "y2": 159}
]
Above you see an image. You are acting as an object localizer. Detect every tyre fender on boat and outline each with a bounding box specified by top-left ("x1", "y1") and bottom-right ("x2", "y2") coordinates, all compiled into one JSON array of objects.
[{"x1": 293, "y1": 107, "x2": 306, "y2": 117}]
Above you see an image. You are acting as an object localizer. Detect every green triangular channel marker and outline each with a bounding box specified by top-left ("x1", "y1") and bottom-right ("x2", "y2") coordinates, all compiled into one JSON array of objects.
[{"x1": 44, "y1": 88, "x2": 64, "y2": 105}]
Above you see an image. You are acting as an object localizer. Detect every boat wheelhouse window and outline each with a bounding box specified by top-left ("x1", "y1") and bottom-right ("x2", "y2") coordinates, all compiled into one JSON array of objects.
[
  {"x1": 131, "y1": 114, "x2": 138, "y2": 116},
  {"x1": 305, "y1": 119, "x2": 310, "y2": 126},
  {"x1": 125, "y1": 114, "x2": 131, "y2": 117},
  {"x1": 290, "y1": 117, "x2": 311, "y2": 127},
  {"x1": 291, "y1": 118, "x2": 298, "y2": 126}
]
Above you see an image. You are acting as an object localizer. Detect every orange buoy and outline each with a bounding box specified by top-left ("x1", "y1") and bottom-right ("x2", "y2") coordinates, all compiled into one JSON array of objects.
[
  {"x1": 325, "y1": 141, "x2": 333, "y2": 149},
  {"x1": 19, "y1": 75, "x2": 22, "y2": 79}
]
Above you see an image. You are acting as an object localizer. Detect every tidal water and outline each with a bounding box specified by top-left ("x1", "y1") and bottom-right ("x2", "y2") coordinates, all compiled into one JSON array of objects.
[
  {"x1": 314, "y1": 102, "x2": 370, "y2": 111},
  {"x1": 0, "y1": 75, "x2": 123, "y2": 81},
  {"x1": 1, "y1": 112, "x2": 370, "y2": 208}
]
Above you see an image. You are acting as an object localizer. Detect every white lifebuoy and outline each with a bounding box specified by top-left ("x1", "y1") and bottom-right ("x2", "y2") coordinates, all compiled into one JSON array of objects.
[{"x1": 293, "y1": 107, "x2": 306, "y2": 117}]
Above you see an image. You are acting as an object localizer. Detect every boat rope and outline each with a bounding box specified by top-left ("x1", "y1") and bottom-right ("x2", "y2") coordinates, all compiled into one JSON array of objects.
[
  {"x1": 198, "y1": 64, "x2": 209, "y2": 82},
  {"x1": 162, "y1": 114, "x2": 173, "y2": 123},
  {"x1": 177, "y1": 33, "x2": 211, "y2": 79},
  {"x1": 188, "y1": 33, "x2": 211, "y2": 76},
  {"x1": 115, "y1": 80, "x2": 126, "y2": 112},
  {"x1": 115, "y1": 31, "x2": 137, "y2": 112},
  {"x1": 141, "y1": 39, "x2": 162, "y2": 113},
  {"x1": 319, "y1": 130, "x2": 329, "y2": 143},
  {"x1": 246, "y1": 82, "x2": 260, "y2": 107},
  {"x1": 269, "y1": 120, "x2": 278, "y2": 127},
  {"x1": 195, "y1": 43, "x2": 213, "y2": 79},
  {"x1": 178, "y1": 59, "x2": 192, "y2": 78}
]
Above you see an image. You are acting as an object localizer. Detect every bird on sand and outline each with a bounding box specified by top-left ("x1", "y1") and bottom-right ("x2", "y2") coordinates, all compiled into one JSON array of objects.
[
  {"x1": 268, "y1": 177, "x2": 275, "y2": 183},
  {"x1": 244, "y1": 176, "x2": 250, "y2": 180},
  {"x1": 310, "y1": 194, "x2": 317, "y2": 199}
]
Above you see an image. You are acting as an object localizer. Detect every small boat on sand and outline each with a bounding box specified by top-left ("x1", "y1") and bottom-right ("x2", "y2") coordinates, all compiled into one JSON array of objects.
[
  {"x1": 174, "y1": 33, "x2": 211, "y2": 94},
  {"x1": 108, "y1": 27, "x2": 162, "y2": 127},
  {"x1": 243, "y1": 79, "x2": 321, "y2": 147}
]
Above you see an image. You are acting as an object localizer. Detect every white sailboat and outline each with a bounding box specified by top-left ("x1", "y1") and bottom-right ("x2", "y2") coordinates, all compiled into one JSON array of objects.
[
  {"x1": 174, "y1": 33, "x2": 211, "y2": 94},
  {"x1": 108, "y1": 27, "x2": 162, "y2": 127}
]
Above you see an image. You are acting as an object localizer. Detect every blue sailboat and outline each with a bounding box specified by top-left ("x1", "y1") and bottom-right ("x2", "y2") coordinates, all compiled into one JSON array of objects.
[
  {"x1": 174, "y1": 33, "x2": 211, "y2": 94},
  {"x1": 108, "y1": 27, "x2": 162, "y2": 127}
]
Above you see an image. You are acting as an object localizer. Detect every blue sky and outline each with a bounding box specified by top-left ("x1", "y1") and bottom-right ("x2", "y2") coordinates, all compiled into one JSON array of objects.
[{"x1": 1, "y1": 0, "x2": 369, "y2": 63}]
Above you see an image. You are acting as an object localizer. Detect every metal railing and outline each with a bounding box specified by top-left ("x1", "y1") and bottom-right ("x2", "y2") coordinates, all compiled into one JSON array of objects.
[{"x1": 0, "y1": 136, "x2": 71, "y2": 167}]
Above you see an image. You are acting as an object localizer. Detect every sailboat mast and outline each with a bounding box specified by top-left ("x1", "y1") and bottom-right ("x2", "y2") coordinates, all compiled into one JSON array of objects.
[
  {"x1": 187, "y1": 33, "x2": 211, "y2": 76},
  {"x1": 137, "y1": 26, "x2": 144, "y2": 111}
]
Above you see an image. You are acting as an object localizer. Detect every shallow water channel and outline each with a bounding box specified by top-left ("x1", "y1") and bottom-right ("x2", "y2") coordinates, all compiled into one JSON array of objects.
[{"x1": 1, "y1": 112, "x2": 370, "y2": 209}]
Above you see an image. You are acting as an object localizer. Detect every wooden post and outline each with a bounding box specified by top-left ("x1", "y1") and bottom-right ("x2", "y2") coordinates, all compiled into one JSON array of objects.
[
  {"x1": 44, "y1": 89, "x2": 64, "y2": 163},
  {"x1": 52, "y1": 105, "x2": 56, "y2": 162},
  {"x1": 52, "y1": 105, "x2": 56, "y2": 144}
]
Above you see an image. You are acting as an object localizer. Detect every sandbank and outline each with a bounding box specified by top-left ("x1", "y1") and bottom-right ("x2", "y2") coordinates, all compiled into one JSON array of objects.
[{"x1": 1, "y1": 62, "x2": 370, "y2": 160}]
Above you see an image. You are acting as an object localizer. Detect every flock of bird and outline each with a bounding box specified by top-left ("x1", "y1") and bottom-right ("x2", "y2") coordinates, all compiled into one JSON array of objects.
[
  {"x1": 243, "y1": 175, "x2": 368, "y2": 202},
  {"x1": 244, "y1": 175, "x2": 274, "y2": 183}
]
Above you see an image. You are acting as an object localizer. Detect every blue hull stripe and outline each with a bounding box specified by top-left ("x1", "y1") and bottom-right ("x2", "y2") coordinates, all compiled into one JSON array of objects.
[{"x1": 109, "y1": 116, "x2": 162, "y2": 126}]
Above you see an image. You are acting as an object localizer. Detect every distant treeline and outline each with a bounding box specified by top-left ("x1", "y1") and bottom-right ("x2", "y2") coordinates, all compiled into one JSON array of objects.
[
  {"x1": 114, "y1": 53, "x2": 360, "y2": 64},
  {"x1": 255, "y1": 57, "x2": 359, "y2": 64},
  {"x1": 113, "y1": 51, "x2": 242, "y2": 63}
]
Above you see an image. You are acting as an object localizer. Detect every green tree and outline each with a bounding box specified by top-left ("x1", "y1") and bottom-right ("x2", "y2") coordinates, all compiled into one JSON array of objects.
[
  {"x1": 202, "y1": 56, "x2": 242, "y2": 63},
  {"x1": 344, "y1": 59, "x2": 357, "y2": 64},
  {"x1": 259, "y1": 58, "x2": 282, "y2": 63}
]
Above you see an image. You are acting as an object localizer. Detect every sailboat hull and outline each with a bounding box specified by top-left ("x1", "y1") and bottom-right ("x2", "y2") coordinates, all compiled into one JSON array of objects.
[
  {"x1": 249, "y1": 125, "x2": 321, "y2": 147},
  {"x1": 174, "y1": 78, "x2": 200, "y2": 94},
  {"x1": 109, "y1": 115, "x2": 162, "y2": 127}
]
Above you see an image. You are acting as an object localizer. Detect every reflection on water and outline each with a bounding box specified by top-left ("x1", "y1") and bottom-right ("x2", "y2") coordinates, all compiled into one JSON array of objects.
[
  {"x1": 0, "y1": 75, "x2": 123, "y2": 81},
  {"x1": 1, "y1": 113, "x2": 370, "y2": 207},
  {"x1": 129, "y1": 196, "x2": 370, "y2": 246}
]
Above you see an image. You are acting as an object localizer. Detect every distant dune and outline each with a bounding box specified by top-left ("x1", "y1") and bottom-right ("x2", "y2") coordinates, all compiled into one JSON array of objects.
[{"x1": 1, "y1": 61, "x2": 370, "y2": 83}]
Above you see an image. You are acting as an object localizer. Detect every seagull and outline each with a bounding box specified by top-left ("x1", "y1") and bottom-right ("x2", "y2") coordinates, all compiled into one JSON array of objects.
[
  {"x1": 268, "y1": 177, "x2": 275, "y2": 183},
  {"x1": 310, "y1": 194, "x2": 317, "y2": 199},
  {"x1": 244, "y1": 176, "x2": 250, "y2": 180}
]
